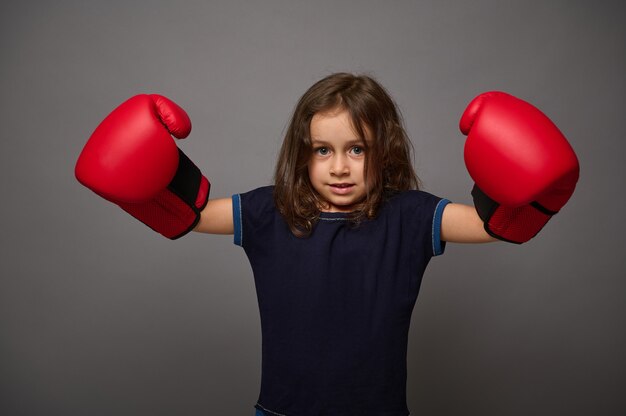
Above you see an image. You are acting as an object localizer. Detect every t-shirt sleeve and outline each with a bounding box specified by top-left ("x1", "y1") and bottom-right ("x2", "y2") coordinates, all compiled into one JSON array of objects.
[
  {"x1": 398, "y1": 191, "x2": 450, "y2": 258},
  {"x1": 232, "y1": 193, "x2": 243, "y2": 246},
  {"x1": 431, "y1": 197, "x2": 450, "y2": 256},
  {"x1": 232, "y1": 186, "x2": 276, "y2": 247}
]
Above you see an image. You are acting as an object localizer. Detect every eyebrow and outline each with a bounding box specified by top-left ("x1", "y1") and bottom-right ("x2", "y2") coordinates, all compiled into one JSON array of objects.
[{"x1": 310, "y1": 138, "x2": 366, "y2": 146}]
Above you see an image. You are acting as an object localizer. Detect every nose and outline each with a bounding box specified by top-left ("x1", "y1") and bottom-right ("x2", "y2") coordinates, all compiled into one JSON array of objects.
[{"x1": 330, "y1": 154, "x2": 349, "y2": 176}]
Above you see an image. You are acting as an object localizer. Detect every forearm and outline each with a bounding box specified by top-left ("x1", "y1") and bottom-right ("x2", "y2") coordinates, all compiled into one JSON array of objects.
[
  {"x1": 193, "y1": 197, "x2": 234, "y2": 235},
  {"x1": 440, "y1": 203, "x2": 497, "y2": 244}
]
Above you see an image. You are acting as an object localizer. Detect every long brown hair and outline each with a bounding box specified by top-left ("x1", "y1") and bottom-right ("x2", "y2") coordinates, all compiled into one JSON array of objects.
[{"x1": 274, "y1": 72, "x2": 420, "y2": 237}]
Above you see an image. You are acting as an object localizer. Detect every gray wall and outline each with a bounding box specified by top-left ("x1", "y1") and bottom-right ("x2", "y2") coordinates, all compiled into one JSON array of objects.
[{"x1": 1, "y1": 1, "x2": 624, "y2": 415}]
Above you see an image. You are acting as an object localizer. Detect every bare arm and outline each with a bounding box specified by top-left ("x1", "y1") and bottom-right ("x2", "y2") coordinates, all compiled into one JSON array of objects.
[
  {"x1": 441, "y1": 203, "x2": 497, "y2": 244},
  {"x1": 193, "y1": 198, "x2": 234, "y2": 235}
]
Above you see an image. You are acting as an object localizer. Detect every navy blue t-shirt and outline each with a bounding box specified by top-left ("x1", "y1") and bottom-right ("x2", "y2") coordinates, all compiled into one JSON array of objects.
[{"x1": 233, "y1": 186, "x2": 449, "y2": 416}]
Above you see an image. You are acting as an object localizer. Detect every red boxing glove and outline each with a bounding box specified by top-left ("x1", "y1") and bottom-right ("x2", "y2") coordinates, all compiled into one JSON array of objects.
[
  {"x1": 75, "y1": 94, "x2": 210, "y2": 239},
  {"x1": 460, "y1": 91, "x2": 579, "y2": 243}
]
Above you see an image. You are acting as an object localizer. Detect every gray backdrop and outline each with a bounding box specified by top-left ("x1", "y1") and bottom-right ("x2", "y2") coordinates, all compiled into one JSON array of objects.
[{"x1": 1, "y1": 1, "x2": 624, "y2": 415}]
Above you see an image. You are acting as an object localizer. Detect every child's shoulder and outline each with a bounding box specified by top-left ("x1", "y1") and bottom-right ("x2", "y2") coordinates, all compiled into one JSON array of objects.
[
  {"x1": 380, "y1": 189, "x2": 447, "y2": 221},
  {"x1": 236, "y1": 185, "x2": 276, "y2": 215},
  {"x1": 386, "y1": 189, "x2": 443, "y2": 207}
]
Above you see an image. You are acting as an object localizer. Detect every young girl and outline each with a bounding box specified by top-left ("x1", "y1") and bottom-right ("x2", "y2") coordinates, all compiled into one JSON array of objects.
[
  {"x1": 77, "y1": 72, "x2": 577, "y2": 414},
  {"x1": 192, "y1": 73, "x2": 495, "y2": 415}
]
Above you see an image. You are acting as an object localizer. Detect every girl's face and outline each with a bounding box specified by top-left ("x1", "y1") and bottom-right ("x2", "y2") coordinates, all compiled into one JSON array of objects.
[{"x1": 307, "y1": 108, "x2": 369, "y2": 212}]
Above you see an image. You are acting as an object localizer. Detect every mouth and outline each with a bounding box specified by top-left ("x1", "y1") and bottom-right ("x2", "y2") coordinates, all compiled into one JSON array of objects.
[{"x1": 328, "y1": 183, "x2": 355, "y2": 195}]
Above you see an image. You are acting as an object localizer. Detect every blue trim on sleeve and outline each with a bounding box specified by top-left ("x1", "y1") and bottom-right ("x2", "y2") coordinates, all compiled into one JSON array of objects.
[
  {"x1": 432, "y1": 199, "x2": 451, "y2": 256},
  {"x1": 232, "y1": 194, "x2": 243, "y2": 246}
]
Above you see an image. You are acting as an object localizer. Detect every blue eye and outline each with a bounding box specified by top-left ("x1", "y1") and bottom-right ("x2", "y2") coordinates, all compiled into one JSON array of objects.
[
  {"x1": 316, "y1": 147, "x2": 330, "y2": 156},
  {"x1": 351, "y1": 146, "x2": 364, "y2": 155}
]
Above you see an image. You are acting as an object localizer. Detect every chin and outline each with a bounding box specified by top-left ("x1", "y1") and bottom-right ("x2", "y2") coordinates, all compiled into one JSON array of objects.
[{"x1": 328, "y1": 197, "x2": 365, "y2": 212}]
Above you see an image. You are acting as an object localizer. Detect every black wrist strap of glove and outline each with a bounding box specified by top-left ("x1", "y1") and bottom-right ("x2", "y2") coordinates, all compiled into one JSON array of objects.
[{"x1": 471, "y1": 185, "x2": 556, "y2": 244}]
